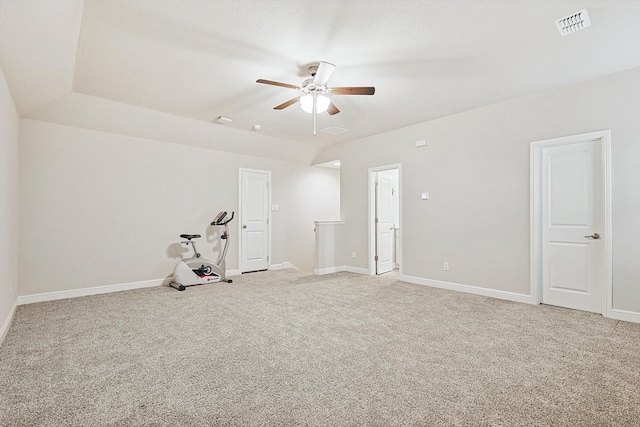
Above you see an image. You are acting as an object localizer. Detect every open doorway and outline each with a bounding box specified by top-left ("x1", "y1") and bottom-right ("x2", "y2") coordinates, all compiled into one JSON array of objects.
[{"x1": 368, "y1": 164, "x2": 401, "y2": 275}]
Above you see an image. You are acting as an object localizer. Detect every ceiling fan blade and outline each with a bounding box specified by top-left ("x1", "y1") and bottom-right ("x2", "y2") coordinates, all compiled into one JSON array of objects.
[
  {"x1": 274, "y1": 96, "x2": 300, "y2": 110},
  {"x1": 256, "y1": 79, "x2": 300, "y2": 90},
  {"x1": 327, "y1": 102, "x2": 340, "y2": 115},
  {"x1": 313, "y1": 61, "x2": 336, "y2": 86},
  {"x1": 331, "y1": 87, "x2": 375, "y2": 95}
]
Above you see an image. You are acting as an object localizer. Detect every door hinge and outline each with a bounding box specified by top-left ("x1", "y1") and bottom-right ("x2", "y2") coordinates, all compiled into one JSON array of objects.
[
  {"x1": 375, "y1": 255, "x2": 379, "y2": 261},
  {"x1": 267, "y1": 218, "x2": 269, "y2": 225},
  {"x1": 267, "y1": 255, "x2": 269, "y2": 261},
  {"x1": 375, "y1": 218, "x2": 378, "y2": 224}
]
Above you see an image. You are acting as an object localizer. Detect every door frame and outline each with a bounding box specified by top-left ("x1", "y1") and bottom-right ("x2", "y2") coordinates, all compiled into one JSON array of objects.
[
  {"x1": 530, "y1": 130, "x2": 612, "y2": 316},
  {"x1": 368, "y1": 164, "x2": 402, "y2": 276},
  {"x1": 238, "y1": 168, "x2": 272, "y2": 272}
]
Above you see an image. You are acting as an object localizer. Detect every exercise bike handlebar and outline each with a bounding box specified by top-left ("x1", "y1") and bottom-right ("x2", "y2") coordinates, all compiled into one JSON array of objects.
[{"x1": 211, "y1": 211, "x2": 234, "y2": 226}]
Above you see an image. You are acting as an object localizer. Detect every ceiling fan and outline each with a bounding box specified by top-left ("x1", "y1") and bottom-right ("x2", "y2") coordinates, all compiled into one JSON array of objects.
[{"x1": 256, "y1": 61, "x2": 375, "y2": 135}]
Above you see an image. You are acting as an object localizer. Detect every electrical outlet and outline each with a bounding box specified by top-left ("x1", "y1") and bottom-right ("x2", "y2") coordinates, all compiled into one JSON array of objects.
[
  {"x1": 443, "y1": 262, "x2": 450, "y2": 271},
  {"x1": 352, "y1": 251, "x2": 356, "y2": 259}
]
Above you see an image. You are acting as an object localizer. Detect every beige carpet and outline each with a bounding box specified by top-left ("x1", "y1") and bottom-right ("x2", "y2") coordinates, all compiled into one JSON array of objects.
[{"x1": 1, "y1": 269, "x2": 639, "y2": 426}]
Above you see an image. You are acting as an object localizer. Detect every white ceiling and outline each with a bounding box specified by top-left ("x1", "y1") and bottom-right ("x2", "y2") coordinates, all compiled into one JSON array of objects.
[{"x1": 1, "y1": 0, "x2": 639, "y2": 154}]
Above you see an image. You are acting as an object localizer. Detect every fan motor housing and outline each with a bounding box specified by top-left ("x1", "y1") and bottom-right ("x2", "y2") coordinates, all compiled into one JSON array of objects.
[{"x1": 301, "y1": 78, "x2": 329, "y2": 95}]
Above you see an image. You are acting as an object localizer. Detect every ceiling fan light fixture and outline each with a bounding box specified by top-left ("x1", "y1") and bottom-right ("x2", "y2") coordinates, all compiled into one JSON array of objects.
[
  {"x1": 300, "y1": 94, "x2": 313, "y2": 113},
  {"x1": 316, "y1": 95, "x2": 330, "y2": 114},
  {"x1": 300, "y1": 94, "x2": 330, "y2": 114},
  {"x1": 256, "y1": 61, "x2": 374, "y2": 135}
]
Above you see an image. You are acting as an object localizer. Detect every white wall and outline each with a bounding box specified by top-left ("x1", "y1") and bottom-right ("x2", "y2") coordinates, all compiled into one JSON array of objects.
[
  {"x1": 314, "y1": 221, "x2": 346, "y2": 274},
  {"x1": 315, "y1": 67, "x2": 640, "y2": 313},
  {"x1": 19, "y1": 120, "x2": 339, "y2": 296},
  {"x1": 0, "y1": 65, "x2": 19, "y2": 341}
]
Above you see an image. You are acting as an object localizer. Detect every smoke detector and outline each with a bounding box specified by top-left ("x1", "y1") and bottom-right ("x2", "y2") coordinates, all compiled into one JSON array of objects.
[
  {"x1": 213, "y1": 116, "x2": 232, "y2": 124},
  {"x1": 555, "y1": 9, "x2": 591, "y2": 36}
]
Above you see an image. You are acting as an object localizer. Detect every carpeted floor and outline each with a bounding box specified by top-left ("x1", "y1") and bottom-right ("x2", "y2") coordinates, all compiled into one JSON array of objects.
[{"x1": 1, "y1": 269, "x2": 639, "y2": 426}]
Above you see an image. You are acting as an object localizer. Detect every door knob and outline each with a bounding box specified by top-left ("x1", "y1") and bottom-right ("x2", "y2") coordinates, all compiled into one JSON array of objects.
[
  {"x1": 584, "y1": 233, "x2": 600, "y2": 240},
  {"x1": 243, "y1": 225, "x2": 247, "y2": 229}
]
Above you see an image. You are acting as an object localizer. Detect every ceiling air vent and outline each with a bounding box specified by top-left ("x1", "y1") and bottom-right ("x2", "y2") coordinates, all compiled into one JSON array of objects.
[
  {"x1": 555, "y1": 9, "x2": 591, "y2": 36},
  {"x1": 320, "y1": 126, "x2": 349, "y2": 136}
]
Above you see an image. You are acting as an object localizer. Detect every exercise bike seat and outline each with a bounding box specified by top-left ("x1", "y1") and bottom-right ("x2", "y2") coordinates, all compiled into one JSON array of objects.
[{"x1": 179, "y1": 234, "x2": 201, "y2": 240}]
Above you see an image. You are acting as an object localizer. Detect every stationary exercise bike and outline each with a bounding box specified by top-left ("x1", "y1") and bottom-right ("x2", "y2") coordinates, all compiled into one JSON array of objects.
[{"x1": 169, "y1": 211, "x2": 234, "y2": 291}]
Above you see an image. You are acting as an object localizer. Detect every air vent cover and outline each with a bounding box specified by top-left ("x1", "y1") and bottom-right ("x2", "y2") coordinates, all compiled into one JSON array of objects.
[
  {"x1": 555, "y1": 9, "x2": 591, "y2": 36},
  {"x1": 320, "y1": 126, "x2": 349, "y2": 136}
]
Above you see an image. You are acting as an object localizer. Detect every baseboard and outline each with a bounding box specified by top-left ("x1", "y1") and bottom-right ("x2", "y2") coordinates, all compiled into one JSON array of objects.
[
  {"x1": 269, "y1": 262, "x2": 297, "y2": 271},
  {"x1": 400, "y1": 274, "x2": 534, "y2": 305},
  {"x1": 609, "y1": 308, "x2": 640, "y2": 324},
  {"x1": 0, "y1": 301, "x2": 17, "y2": 348},
  {"x1": 344, "y1": 266, "x2": 371, "y2": 275},
  {"x1": 17, "y1": 278, "x2": 165, "y2": 305},
  {"x1": 314, "y1": 266, "x2": 346, "y2": 275},
  {"x1": 226, "y1": 269, "x2": 241, "y2": 276},
  {"x1": 314, "y1": 265, "x2": 371, "y2": 276}
]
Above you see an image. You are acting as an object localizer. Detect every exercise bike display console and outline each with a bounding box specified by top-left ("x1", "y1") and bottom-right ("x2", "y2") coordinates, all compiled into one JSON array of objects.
[{"x1": 169, "y1": 212, "x2": 235, "y2": 291}]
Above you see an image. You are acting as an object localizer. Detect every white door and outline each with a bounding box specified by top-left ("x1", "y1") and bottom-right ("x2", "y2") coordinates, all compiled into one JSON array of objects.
[
  {"x1": 376, "y1": 172, "x2": 394, "y2": 275},
  {"x1": 541, "y1": 139, "x2": 604, "y2": 313},
  {"x1": 240, "y1": 169, "x2": 270, "y2": 273}
]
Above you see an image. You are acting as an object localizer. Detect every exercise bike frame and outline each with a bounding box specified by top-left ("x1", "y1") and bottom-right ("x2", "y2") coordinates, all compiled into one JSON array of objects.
[{"x1": 169, "y1": 212, "x2": 234, "y2": 291}]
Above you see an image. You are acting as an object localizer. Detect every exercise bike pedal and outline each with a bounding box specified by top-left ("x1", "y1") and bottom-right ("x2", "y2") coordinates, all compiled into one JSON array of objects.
[{"x1": 169, "y1": 281, "x2": 186, "y2": 291}]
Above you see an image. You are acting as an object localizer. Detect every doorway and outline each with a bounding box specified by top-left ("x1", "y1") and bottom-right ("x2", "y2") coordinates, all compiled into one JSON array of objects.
[
  {"x1": 369, "y1": 164, "x2": 402, "y2": 275},
  {"x1": 531, "y1": 130, "x2": 612, "y2": 315},
  {"x1": 239, "y1": 168, "x2": 271, "y2": 273}
]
